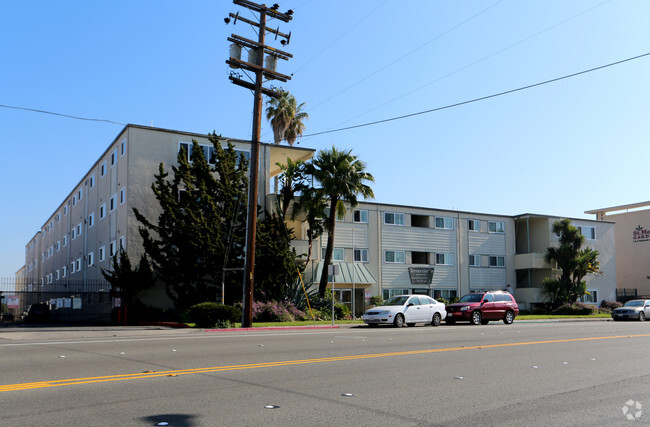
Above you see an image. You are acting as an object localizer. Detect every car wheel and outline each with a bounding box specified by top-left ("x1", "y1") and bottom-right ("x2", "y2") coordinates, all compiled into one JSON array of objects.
[
  {"x1": 503, "y1": 310, "x2": 515, "y2": 325},
  {"x1": 445, "y1": 319, "x2": 456, "y2": 325},
  {"x1": 470, "y1": 311, "x2": 482, "y2": 325},
  {"x1": 481, "y1": 320, "x2": 490, "y2": 325},
  {"x1": 407, "y1": 323, "x2": 416, "y2": 327},
  {"x1": 431, "y1": 312, "x2": 441, "y2": 327},
  {"x1": 639, "y1": 312, "x2": 646, "y2": 322},
  {"x1": 394, "y1": 314, "x2": 405, "y2": 328}
]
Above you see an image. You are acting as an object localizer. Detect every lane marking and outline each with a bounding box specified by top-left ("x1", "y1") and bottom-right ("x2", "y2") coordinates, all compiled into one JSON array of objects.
[{"x1": 2, "y1": 333, "x2": 649, "y2": 393}]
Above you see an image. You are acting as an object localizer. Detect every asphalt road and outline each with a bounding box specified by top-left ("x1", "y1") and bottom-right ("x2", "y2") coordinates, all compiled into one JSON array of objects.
[{"x1": 1, "y1": 320, "x2": 649, "y2": 426}]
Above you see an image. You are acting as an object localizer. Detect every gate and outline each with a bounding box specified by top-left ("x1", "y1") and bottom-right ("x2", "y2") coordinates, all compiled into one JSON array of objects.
[{"x1": 1, "y1": 279, "x2": 113, "y2": 324}]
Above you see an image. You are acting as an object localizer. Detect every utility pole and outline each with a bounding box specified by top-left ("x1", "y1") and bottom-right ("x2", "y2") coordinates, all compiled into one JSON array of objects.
[{"x1": 225, "y1": 1, "x2": 293, "y2": 327}]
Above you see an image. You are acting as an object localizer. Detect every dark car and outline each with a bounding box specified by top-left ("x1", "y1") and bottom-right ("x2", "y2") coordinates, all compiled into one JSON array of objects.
[
  {"x1": 445, "y1": 291, "x2": 519, "y2": 325},
  {"x1": 24, "y1": 303, "x2": 52, "y2": 324}
]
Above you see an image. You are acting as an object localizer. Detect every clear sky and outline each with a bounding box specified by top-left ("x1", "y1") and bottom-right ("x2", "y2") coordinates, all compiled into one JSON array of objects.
[{"x1": 1, "y1": 0, "x2": 649, "y2": 277}]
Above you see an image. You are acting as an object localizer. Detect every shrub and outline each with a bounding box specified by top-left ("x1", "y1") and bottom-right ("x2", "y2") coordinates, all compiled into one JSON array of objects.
[
  {"x1": 550, "y1": 302, "x2": 596, "y2": 315},
  {"x1": 600, "y1": 300, "x2": 622, "y2": 312},
  {"x1": 436, "y1": 297, "x2": 447, "y2": 305},
  {"x1": 448, "y1": 296, "x2": 459, "y2": 304},
  {"x1": 531, "y1": 307, "x2": 548, "y2": 315},
  {"x1": 370, "y1": 295, "x2": 383, "y2": 307},
  {"x1": 252, "y1": 300, "x2": 307, "y2": 322},
  {"x1": 188, "y1": 302, "x2": 241, "y2": 328}
]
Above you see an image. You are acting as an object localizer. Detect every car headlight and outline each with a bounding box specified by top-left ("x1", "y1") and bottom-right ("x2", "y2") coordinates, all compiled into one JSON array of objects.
[
  {"x1": 460, "y1": 306, "x2": 469, "y2": 311},
  {"x1": 375, "y1": 310, "x2": 390, "y2": 315}
]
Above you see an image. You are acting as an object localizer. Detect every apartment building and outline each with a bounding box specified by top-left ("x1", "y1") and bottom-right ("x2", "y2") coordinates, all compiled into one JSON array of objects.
[
  {"x1": 20, "y1": 124, "x2": 616, "y2": 315},
  {"x1": 22, "y1": 125, "x2": 314, "y2": 303},
  {"x1": 293, "y1": 205, "x2": 615, "y2": 315},
  {"x1": 586, "y1": 201, "x2": 650, "y2": 298}
]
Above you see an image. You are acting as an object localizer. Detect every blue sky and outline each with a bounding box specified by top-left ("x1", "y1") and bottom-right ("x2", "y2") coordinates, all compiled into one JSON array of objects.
[{"x1": 2, "y1": 0, "x2": 649, "y2": 277}]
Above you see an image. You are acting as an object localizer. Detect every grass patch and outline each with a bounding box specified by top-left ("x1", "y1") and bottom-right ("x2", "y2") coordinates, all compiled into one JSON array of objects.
[{"x1": 517, "y1": 314, "x2": 611, "y2": 320}]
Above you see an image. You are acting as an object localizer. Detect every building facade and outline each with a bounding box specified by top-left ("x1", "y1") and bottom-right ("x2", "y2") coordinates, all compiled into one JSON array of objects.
[
  {"x1": 586, "y1": 201, "x2": 650, "y2": 298},
  {"x1": 20, "y1": 125, "x2": 617, "y2": 315}
]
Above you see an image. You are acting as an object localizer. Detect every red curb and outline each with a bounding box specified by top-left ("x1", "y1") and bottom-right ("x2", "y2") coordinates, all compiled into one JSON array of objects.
[{"x1": 203, "y1": 325, "x2": 341, "y2": 332}]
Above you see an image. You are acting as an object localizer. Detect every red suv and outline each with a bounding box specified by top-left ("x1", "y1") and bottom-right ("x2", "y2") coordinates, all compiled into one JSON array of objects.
[{"x1": 445, "y1": 291, "x2": 519, "y2": 325}]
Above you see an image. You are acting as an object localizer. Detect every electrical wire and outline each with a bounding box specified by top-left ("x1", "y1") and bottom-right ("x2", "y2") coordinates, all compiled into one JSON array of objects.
[
  {"x1": 301, "y1": 51, "x2": 650, "y2": 138},
  {"x1": 0, "y1": 104, "x2": 126, "y2": 126}
]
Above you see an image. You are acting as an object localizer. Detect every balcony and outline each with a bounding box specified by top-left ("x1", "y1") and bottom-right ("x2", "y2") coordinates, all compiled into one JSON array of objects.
[{"x1": 514, "y1": 252, "x2": 552, "y2": 270}]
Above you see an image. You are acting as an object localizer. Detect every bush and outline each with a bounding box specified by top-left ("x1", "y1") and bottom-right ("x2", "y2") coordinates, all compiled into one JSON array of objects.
[
  {"x1": 600, "y1": 300, "x2": 622, "y2": 312},
  {"x1": 436, "y1": 297, "x2": 447, "y2": 305},
  {"x1": 448, "y1": 296, "x2": 459, "y2": 304},
  {"x1": 550, "y1": 302, "x2": 596, "y2": 315},
  {"x1": 252, "y1": 300, "x2": 307, "y2": 322},
  {"x1": 370, "y1": 295, "x2": 383, "y2": 307},
  {"x1": 188, "y1": 302, "x2": 241, "y2": 328},
  {"x1": 531, "y1": 307, "x2": 548, "y2": 315}
]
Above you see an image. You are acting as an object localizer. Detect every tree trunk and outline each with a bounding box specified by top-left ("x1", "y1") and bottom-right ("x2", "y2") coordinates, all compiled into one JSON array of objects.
[{"x1": 318, "y1": 197, "x2": 338, "y2": 297}]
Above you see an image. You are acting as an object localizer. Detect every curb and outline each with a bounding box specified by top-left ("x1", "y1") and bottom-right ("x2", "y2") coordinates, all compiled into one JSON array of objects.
[{"x1": 204, "y1": 325, "x2": 341, "y2": 332}]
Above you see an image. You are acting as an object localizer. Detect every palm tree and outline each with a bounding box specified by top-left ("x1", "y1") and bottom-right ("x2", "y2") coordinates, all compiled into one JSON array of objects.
[
  {"x1": 305, "y1": 147, "x2": 374, "y2": 296},
  {"x1": 265, "y1": 90, "x2": 308, "y2": 146}
]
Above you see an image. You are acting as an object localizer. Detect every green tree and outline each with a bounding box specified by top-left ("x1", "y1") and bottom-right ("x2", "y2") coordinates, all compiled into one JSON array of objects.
[
  {"x1": 276, "y1": 157, "x2": 309, "y2": 218},
  {"x1": 305, "y1": 147, "x2": 374, "y2": 296},
  {"x1": 133, "y1": 133, "x2": 249, "y2": 311},
  {"x1": 254, "y1": 211, "x2": 302, "y2": 301},
  {"x1": 265, "y1": 90, "x2": 309, "y2": 146},
  {"x1": 101, "y1": 249, "x2": 154, "y2": 324},
  {"x1": 543, "y1": 219, "x2": 601, "y2": 307}
]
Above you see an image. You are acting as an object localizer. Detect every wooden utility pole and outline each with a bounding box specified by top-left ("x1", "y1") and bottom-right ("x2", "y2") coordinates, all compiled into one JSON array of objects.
[{"x1": 226, "y1": 1, "x2": 293, "y2": 327}]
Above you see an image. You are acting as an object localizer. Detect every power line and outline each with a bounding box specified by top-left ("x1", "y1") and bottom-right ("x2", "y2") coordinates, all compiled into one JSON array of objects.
[
  {"x1": 302, "y1": 52, "x2": 650, "y2": 138},
  {"x1": 0, "y1": 104, "x2": 125, "y2": 126}
]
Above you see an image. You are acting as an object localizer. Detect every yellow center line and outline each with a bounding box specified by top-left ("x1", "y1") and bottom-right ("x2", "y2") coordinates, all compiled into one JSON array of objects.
[{"x1": 2, "y1": 333, "x2": 649, "y2": 393}]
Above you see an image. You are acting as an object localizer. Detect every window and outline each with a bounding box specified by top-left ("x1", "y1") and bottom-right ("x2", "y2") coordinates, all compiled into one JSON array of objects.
[
  {"x1": 383, "y1": 288, "x2": 410, "y2": 300},
  {"x1": 63, "y1": 235, "x2": 67, "y2": 247},
  {"x1": 109, "y1": 240, "x2": 117, "y2": 257},
  {"x1": 100, "y1": 203, "x2": 106, "y2": 219},
  {"x1": 411, "y1": 214, "x2": 429, "y2": 228},
  {"x1": 88, "y1": 213, "x2": 94, "y2": 228},
  {"x1": 77, "y1": 188, "x2": 82, "y2": 201},
  {"x1": 384, "y1": 250, "x2": 405, "y2": 263},
  {"x1": 120, "y1": 139, "x2": 126, "y2": 156},
  {"x1": 72, "y1": 195, "x2": 77, "y2": 206},
  {"x1": 468, "y1": 219, "x2": 480, "y2": 231},
  {"x1": 89, "y1": 174, "x2": 95, "y2": 188},
  {"x1": 56, "y1": 240, "x2": 60, "y2": 252},
  {"x1": 99, "y1": 246, "x2": 106, "y2": 262},
  {"x1": 322, "y1": 247, "x2": 344, "y2": 261},
  {"x1": 77, "y1": 223, "x2": 82, "y2": 238},
  {"x1": 580, "y1": 289, "x2": 598, "y2": 304},
  {"x1": 432, "y1": 289, "x2": 457, "y2": 300},
  {"x1": 120, "y1": 187, "x2": 126, "y2": 205},
  {"x1": 119, "y1": 235, "x2": 126, "y2": 250},
  {"x1": 354, "y1": 248, "x2": 368, "y2": 262},
  {"x1": 435, "y1": 253, "x2": 454, "y2": 265},
  {"x1": 384, "y1": 212, "x2": 404, "y2": 226},
  {"x1": 71, "y1": 261, "x2": 76, "y2": 274},
  {"x1": 110, "y1": 194, "x2": 117, "y2": 211},
  {"x1": 111, "y1": 148, "x2": 117, "y2": 166},
  {"x1": 488, "y1": 221, "x2": 505, "y2": 233},
  {"x1": 353, "y1": 209, "x2": 368, "y2": 223},
  {"x1": 62, "y1": 265, "x2": 67, "y2": 278},
  {"x1": 578, "y1": 226, "x2": 596, "y2": 240},
  {"x1": 88, "y1": 251, "x2": 94, "y2": 266},
  {"x1": 76, "y1": 258, "x2": 81, "y2": 272},
  {"x1": 71, "y1": 227, "x2": 76, "y2": 240},
  {"x1": 435, "y1": 216, "x2": 454, "y2": 230},
  {"x1": 64, "y1": 205, "x2": 68, "y2": 216},
  {"x1": 489, "y1": 255, "x2": 505, "y2": 267},
  {"x1": 469, "y1": 254, "x2": 481, "y2": 267},
  {"x1": 55, "y1": 270, "x2": 60, "y2": 280},
  {"x1": 101, "y1": 161, "x2": 107, "y2": 177},
  {"x1": 179, "y1": 142, "x2": 192, "y2": 161}
]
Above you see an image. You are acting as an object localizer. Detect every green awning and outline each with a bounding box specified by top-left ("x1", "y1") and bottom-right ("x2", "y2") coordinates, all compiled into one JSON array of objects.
[{"x1": 309, "y1": 262, "x2": 376, "y2": 285}]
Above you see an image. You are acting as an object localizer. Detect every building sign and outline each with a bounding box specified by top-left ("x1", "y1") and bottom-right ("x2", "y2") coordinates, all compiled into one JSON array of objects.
[
  {"x1": 633, "y1": 225, "x2": 650, "y2": 243},
  {"x1": 7, "y1": 296, "x2": 20, "y2": 308},
  {"x1": 408, "y1": 267, "x2": 434, "y2": 285}
]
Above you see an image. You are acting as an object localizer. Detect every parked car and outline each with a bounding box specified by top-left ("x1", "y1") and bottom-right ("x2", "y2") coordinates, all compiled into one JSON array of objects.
[
  {"x1": 445, "y1": 291, "x2": 519, "y2": 325},
  {"x1": 362, "y1": 295, "x2": 447, "y2": 327},
  {"x1": 612, "y1": 299, "x2": 650, "y2": 321},
  {"x1": 24, "y1": 303, "x2": 52, "y2": 324}
]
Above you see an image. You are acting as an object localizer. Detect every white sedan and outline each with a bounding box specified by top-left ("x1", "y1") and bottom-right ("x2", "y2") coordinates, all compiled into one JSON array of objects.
[{"x1": 362, "y1": 295, "x2": 447, "y2": 327}]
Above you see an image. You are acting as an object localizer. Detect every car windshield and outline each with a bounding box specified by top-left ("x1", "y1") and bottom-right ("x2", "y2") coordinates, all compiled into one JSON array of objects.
[
  {"x1": 383, "y1": 296, "x2": 409, "y2": 306},
  {"x1": 458, "y1": 294, "x2": 484, "y2": 303},
  {"x1": 624, "y1": 300, "x2": 644, "y2": 307}
]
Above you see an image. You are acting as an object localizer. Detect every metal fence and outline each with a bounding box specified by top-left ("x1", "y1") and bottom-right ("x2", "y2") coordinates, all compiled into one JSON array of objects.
[{"x1": 1, "y1": 278, "x2": 113, "y2": 324}]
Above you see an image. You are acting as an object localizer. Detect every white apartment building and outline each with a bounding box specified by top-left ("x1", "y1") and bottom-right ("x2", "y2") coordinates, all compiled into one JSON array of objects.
[{"x1": 20, "y1": 125, "x2": 616, "y2": 314}]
